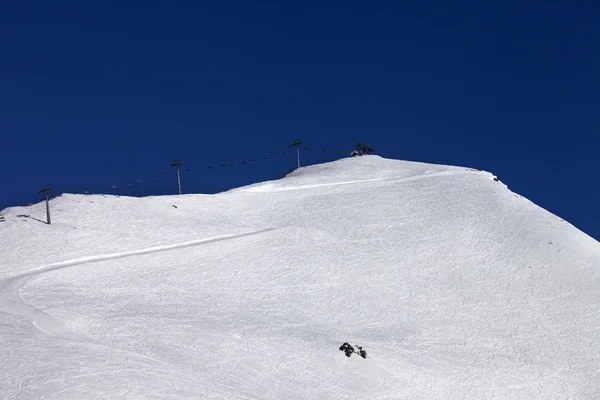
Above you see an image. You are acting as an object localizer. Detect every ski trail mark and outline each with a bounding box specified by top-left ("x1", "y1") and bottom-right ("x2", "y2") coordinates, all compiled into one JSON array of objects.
[
  {"x1": 0, "y1": 227, "x2": 277, "y2": 340},
  {"x1": 246, "y1": 169, "x2": 480, "y2": 192}
]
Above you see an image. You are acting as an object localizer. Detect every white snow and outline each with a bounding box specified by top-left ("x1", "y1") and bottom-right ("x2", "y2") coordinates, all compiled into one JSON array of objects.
[{"x1": 1, "y1": 155, "x2": 599, "y2": 399}]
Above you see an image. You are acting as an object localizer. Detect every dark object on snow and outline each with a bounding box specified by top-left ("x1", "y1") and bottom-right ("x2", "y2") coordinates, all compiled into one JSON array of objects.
[
  {"x1": 356, "y1": 346, "x2": 367, "y2": 359},
  {"x1": 172, "y1": 205, "x2": 178, "y2": 208},
  {"x1": 339, "y1": 342, "x2": 355, "y2": 357},
  {"x1": 339, "y1": 342, "x2": 367, "y2": 358}
]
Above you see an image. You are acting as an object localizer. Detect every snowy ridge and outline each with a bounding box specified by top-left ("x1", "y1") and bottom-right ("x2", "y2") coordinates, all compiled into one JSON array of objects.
[
  {"x1": 232, "y1": 156, "x2": 483, "y2": 192},
  {"x1": 1, "y1": 156, "x2": 599, "y2": 399}
]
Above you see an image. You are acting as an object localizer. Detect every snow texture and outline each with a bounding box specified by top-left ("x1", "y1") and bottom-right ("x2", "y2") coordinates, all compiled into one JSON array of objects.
[{"x1": 1, "y1": 156, "x2": 599, "y2": 399}]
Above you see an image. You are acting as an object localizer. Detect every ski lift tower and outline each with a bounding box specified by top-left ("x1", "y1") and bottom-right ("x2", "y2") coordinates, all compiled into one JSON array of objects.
[
  {"x1": 291, "y1": 140, "x2": 302, "y2": 169},
  {"x1": 39, "y1": 184, "x2": 53, "y2": 224},
  {"x1": 170, "y1": 160, "x2": 184, "y2": 195}
]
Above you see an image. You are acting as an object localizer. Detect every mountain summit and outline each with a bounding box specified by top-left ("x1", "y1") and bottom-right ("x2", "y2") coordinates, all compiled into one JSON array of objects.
[{"x1": 1, "y1": 156, "x2": 599, "y2": 399}]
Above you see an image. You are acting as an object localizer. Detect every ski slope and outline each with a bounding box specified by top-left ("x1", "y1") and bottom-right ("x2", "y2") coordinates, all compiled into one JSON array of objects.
[{"x1": 1, "y1": 156, "x2": 599, "y2": 399}]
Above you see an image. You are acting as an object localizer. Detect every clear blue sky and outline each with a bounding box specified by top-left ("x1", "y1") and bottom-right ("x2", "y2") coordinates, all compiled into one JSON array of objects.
[{"x1": 1, "y1": 1, "x2": 598, "y2": 240}]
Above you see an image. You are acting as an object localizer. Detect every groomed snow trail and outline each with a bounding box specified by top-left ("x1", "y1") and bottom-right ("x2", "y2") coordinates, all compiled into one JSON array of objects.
[
  {"x1": 239, "y1": 169, "x2": 471, "y2": 192},
  {"x1": 1, "y1": 156, "x2": 599, "y2": 399},
  {"x1": 0, "y1": 228, "x2": 276, "y2": 338},
  {"x1": 0, "y1": 229, "x2": 278, "y2": 399}
]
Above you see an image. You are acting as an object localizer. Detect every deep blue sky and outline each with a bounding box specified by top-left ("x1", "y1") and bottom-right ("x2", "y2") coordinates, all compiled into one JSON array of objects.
[{"x1": 1, "y1": 1, "x2": 598, "y2": 240}]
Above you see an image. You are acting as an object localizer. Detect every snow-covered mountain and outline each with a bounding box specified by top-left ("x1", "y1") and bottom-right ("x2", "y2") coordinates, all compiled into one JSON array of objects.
[{"x1": 1, "y1": 156, "x2": 599, "y2": 399}]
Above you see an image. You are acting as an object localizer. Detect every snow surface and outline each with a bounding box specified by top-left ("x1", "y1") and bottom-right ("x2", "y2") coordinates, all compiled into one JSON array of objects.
[{"x1": 1, "y1": 155, "x2": 599, "y2": 399}]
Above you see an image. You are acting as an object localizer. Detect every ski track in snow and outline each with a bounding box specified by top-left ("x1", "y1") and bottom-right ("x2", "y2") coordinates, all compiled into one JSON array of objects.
[
  {"x1": 0, "y1": 228, "x2": 276, "y2": 339},
  {"x1": 242, "y1": 168, "x2": 481, "y2": 192},
  {"x1": 1, "y1": 228, "x2": 279, "y2": 399}
]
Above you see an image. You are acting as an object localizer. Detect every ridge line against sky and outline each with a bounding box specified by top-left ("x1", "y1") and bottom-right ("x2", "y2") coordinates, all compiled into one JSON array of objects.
[{"x1": 0, "y1": 1, "x2": 598, "y2": 240}]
